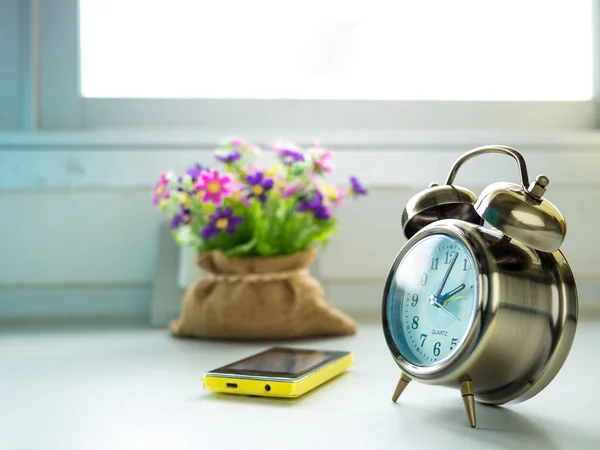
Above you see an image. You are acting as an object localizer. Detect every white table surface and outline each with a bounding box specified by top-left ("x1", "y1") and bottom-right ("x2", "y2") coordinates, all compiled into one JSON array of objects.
[{"x1": 2, "y1": 317, "x2": 599, "y2": 450}]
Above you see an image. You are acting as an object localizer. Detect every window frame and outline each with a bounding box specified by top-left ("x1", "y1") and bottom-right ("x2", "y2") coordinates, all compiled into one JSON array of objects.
[
  {"x1": 0, "y1": 0, "x2": 26, "y2": 129},
  {"x1": 4, "y1": 0, "x2": 600, "y2": 131},
  {"x1": 3, "y1": 0, "x2": 600, "y2": 322}
]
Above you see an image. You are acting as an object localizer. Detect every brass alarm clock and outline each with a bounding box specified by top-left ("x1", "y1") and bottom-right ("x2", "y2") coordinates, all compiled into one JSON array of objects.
[{"x1": 381, "y1": 145, "x2": 578, "y2": 428}]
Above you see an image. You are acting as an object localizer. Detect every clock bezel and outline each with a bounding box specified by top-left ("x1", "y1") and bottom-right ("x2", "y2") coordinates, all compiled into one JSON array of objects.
[{"x1": 382, "y1": 220, "x2": 492, "y2": 382}]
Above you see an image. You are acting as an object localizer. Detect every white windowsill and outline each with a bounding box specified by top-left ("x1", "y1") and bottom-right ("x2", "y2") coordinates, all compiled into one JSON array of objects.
[
  {"x1": 2, "y1": 128, "x2": 600, "y2": 191},
  {"x1": 3, "y1": 128, "x2": 600, "y2": 149}
]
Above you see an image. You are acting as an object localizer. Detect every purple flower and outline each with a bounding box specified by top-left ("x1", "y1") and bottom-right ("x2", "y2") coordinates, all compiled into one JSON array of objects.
[
  {"x1": 246, "y1": 172, "x2": 274, "y2": 203},
  {"x1": 271, "y1": 141, "x2": 305, "y2": 166},
  {"x1": 171, "y1": 208, "x2": 193, "y2": 228},
  {"x1": 202, "y1": 207, "x2": 243, "y2": 239},
  {"x1": 216, "y1": 151, "x2": 241, "y2": 164},
  {"x1": 349, "y1": 176, "x2": 367, "y2": 196},
  {"x1": 186, "y1": 164, "x2": 204, "y2": 181},
  {"x1": 279, "y1": 148, "x2": 304, "y2": 166},
  {"x1": 297, "y1": 192, "x2": 331, "y2": 220}
]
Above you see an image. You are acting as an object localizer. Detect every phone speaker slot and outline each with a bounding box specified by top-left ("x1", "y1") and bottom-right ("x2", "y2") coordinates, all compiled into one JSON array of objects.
[{"x1": 226, "y1": 383, "x2": 238, "y2": 388}]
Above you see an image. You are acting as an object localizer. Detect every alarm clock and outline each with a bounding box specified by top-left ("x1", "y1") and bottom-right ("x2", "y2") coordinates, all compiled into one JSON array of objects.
[{"x1": 382, "y1": 145, "x2": 578, "y2": 428}]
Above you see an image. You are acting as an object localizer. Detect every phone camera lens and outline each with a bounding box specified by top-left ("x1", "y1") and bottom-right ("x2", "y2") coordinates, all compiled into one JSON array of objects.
[{"x1": 265, "y1": 384, "x2": 271, "y2": 392}]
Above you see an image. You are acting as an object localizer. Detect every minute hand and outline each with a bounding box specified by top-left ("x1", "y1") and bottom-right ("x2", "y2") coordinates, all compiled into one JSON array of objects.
[{"x1": 435, "y1": 252, "x2": 458, "y2": 300}]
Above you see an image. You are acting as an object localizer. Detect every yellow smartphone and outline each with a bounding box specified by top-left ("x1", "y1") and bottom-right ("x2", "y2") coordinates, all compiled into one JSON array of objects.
[{"x1": 202, "y1": 346, "x2": 353, "y2": 398}]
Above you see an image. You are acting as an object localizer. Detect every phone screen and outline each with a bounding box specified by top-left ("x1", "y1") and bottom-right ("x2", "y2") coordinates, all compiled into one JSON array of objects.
[{"x1": 211, "y1": 347, "x2": 348, "y2": 379}]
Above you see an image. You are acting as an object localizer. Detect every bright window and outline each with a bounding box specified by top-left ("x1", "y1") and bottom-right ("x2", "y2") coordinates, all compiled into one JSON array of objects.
[{"x1": 80, "y1": 0, "x2": 593, "y2": 100}]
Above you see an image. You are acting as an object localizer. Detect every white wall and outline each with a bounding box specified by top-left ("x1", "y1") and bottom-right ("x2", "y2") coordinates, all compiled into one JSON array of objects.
[{"x1": 1, "y1": 130, "x2": 599, "y2": 321}]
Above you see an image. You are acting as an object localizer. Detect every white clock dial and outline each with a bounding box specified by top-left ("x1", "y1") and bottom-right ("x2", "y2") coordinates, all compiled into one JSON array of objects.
[{"x1": 385, "y1": 234, "x2": 478, "y2": 366}]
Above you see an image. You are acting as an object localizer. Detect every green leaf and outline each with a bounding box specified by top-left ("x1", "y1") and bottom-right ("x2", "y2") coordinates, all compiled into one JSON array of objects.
[
  {"x1": 256, "y1": 242, "x2": 275, "y2": 256},
  {"x1": 223, "y1": 238, "x2": 257, "y2": 257}
]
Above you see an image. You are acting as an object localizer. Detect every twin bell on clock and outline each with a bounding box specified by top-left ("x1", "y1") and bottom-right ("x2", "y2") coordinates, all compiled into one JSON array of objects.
[{"x1": 381, "y1": 145, "x2": 578, "y2": 428}]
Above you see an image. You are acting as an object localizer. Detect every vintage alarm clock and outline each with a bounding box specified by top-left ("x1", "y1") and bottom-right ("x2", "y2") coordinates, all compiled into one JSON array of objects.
[{"x1": 382, "y1": 145, "x2": 578, "y2": 428}]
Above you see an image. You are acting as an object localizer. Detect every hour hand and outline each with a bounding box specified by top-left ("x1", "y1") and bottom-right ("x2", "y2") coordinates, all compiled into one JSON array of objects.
[{"x1": 440, "y1": 284, "x2": 466, "y2": 303}]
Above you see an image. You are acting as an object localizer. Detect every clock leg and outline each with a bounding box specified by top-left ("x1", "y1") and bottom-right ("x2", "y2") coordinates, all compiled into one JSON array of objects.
[
  {"x1": 391, "y1": 372, "x2": 412, "y2": 402},
  {"x1": 460, "y1": 380, "x2": 476, "y2": 428}
]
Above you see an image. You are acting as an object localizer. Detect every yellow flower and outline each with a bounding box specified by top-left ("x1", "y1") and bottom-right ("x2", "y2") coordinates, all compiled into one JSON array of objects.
[
  {"x1": 321, "y1": 184, "x2": 339, "y2": 200},
  {"x1": 158, "y1": 199, "x2": 169, "y2": 210},
  {"x1": 179, "y1": 192, "x2": 191, "y2": 206}
]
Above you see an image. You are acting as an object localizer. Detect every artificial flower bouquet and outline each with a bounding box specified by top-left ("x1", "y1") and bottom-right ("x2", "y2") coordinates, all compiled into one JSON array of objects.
[
  {"x1": 153, "y1": 138, "x2": 367, "y2": 257},
  {"x1": 152, "y1": 138, "x2": 367, "y2": 341}
]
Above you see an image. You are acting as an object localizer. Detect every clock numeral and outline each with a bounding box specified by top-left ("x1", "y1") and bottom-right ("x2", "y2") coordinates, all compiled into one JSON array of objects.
[
  {"x1": 420, "y1": 333, "x2": 427, "y2": 347},
  {"x1": 433, "y1": 341, "x2": 441, "y2": 357},
  {"x1": 430, "y1": 257, "x2": 439, "y2": 270},
  {"x1": 444, "y1": 251, "x2": 457, "y2": 264},
  {"x1": 450, "y1": 338, "x2": 459, "y2": 351},
  {"x1": 418, "y1": 273, "x2": 428, "y2": 286},
  {"x1": 411, "y1": 294, "x2": 418, "y2": 307},
  {"x1": 463, "y1": 258, "x2": 468, "y2": 271},
  {"x1": 411, "y1": 316, "x2": 419, "y2": 329}
]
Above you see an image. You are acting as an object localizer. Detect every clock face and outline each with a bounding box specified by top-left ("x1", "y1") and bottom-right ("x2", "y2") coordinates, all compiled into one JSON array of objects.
[{"x1": 384, "y1": 234, "x2": 478, "y2": 367}]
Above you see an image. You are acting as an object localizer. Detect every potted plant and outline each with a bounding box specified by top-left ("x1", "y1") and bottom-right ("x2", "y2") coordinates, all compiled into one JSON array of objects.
[{"x1": 152, "y1": 138, "x2": 367, "y2": 340}]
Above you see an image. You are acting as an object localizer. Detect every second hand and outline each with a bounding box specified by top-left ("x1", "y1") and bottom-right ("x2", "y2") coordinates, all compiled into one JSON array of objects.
[{"x1": 428, "y1": 294, "x2": 461, "y2": 321}]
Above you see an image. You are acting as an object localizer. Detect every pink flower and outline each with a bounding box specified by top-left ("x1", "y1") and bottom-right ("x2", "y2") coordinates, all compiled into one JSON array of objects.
[
  {"x1": 234, "y1": 192, "x2": 251, "y2": 207},
  {"x1": 229, "y1": 179, "x2": 244, "y2": 193},
  {"x1": 195, "y1": 170, "x2": 232, "y2": 205},
  {"x1": 243, "y1": 163, "x2": 261, "y2": 177},
  {"x1": 313, "y1": 150, "x2": 334, "y2": 173},
  {"x1": 270, "y1": 139, "x2": 299, "y2": 152},
  {"x1": 307, "y1": 143, "x2": 334, "y2": 174},
  {"x1": 222, "y1": 137, "x2": 245, "y2": 147},
  {"x1": 282, "y1": 181, "x2": 303, "y2": 198},
  {"x1": 229, "y1": 179, "x2": 251, "y2": 206},
  {"x1": 152, "y1": 173, "x2": 170, "y2": 205}
]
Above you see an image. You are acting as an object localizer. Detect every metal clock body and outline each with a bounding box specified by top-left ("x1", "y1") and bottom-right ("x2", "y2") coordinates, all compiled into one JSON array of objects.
[{"x1": 382, "y1": 146, "x2": 578, "y2": 428}]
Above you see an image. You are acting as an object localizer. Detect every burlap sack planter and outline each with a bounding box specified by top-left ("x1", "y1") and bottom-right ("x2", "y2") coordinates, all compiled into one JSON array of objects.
[{"x1": 170, "y1": 247, "x2": 357, "y2": 340}]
